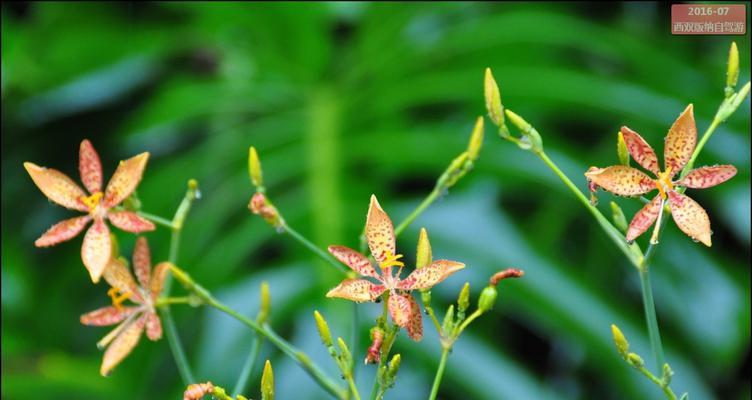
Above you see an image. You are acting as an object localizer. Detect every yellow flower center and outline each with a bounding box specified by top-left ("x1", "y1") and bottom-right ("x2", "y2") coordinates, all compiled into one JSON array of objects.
[
  {"x1": 654, "y1": 168, "x2": 674, "y2": 200},
  {"x1": 380, "y1": 251, "x2": 405, "y2": 270},
  {"x1": 108, "y1": 287, "x2": 131, "y2": 310},
  {"x1": 81, "y1": 191, "x2": 104, "y2": 212}
]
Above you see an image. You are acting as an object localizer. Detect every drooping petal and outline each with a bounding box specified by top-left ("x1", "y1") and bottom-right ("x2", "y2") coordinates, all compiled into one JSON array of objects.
[
  {"x1": 103, "y1": 152, "x2": 149, "y2": 208},
  {"x1": 328, "y1": 245, "x2": 379, "y2": 278},
  {"x1": 676, "y1": 165, "x2": 737, "y2": 189},
  {"x1": 668, "y1": 191, "x2": 711, "y2": 246},
  {"x1": 132, "y1": 237, "x2": 151, "y2": 289},
  {"x1": 584, "y1": 166, "x2": 655, "y2": 196},
  {"x1": 325, "y1": 279, "x2": 386, "y2": 303},
  {"x1": 620, "y1": 126, "x2": 660, "y2": 175},
  {"x1": 626, "y1": 196, "x2": 662, "y2": 242},
  {"x1": 397, "y1": 260, "x2": 465, "y2": 291},
  {"x1": 150, "y1": 262, "x2": 171, "y2": 302},
  {"x1": 81, "y1": 218, "x2": 112, "y2": 283},
  {"x1": 80, "y1": 306, "x2": 138, "y2": 326},
  {"x1": 102, "y1": 257, "x2": 143, "y2": 303},
  {"x1": 664, "y1": 104, "x2": 697, "y2": 177},
  {"x1": 388, "y1": 293, "x2": 423, "y2": 341},
  {"x1": 79, "y1": 139, "x2": 103, "y2": 194},
  {"x1": 107, "y1": 211, "x2": 155, "y2": 233},
  {"x1": 100, "y1": 316, "x2": 145, "y2": 376},
  {"x1": 365, "y1": 195, "x2": 396, "y2": 264},
  {"x1": 34, "y1": 215, "x2": 91, "y2": 247},
  {"x1": 24, "y1": 162, "x2": 88, "y2": 212},
  {"x1": 145, "y1": 312, "x2": 162, "y2": 341}
]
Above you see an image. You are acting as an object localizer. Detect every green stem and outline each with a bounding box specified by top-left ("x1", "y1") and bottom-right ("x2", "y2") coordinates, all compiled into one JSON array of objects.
[
  {"x1": 161, "y1": 180, "x2": 200, "y2": 384},
  {"x1": 283, "y1": 224, "x2": 347, "y2": 274},
  {"x1": 537, "y1": 151, "x2": 643, "y2": 267},
  {"x1": 156, "y1": 296, "x2": 191, "y2": 307},
  {"x1": 199, "y1": 294, "x2": 345, "y2": 399},
  {"x1": 428, "y1": 348, "x2": 450, "y2": 400},
  {"x1": 422, "y1": 299, "x2": 443, "y2": 334},
  {"x1": 233, "y1": 334, "x2": 264, "y2": 396},
  {"x1": 455, "y1": 309, "x2": 483, "y2": 337},
  {"x1": 639, "y1": 267, "x2": 665, "y2": 370},
  {"x1": 345, "y1": 372, "x2": 362, "y2": 400},
  {"x1": 394, "y1": 187, "x2": 441, "y2": 237},
  {"x1": 350, "y1": 303, "x2": 359, "y2": 380},
  {"x1": 634, "y1": 365, "x2": 678, "y2": 400},
  {"x1": 136, "y1": 211, "x2": 175, "y2": 229}
]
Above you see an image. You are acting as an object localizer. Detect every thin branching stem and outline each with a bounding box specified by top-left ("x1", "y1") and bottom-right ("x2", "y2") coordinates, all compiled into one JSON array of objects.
[{"x1": 428, "y1": 348, "x2": 450, "y2": 400}]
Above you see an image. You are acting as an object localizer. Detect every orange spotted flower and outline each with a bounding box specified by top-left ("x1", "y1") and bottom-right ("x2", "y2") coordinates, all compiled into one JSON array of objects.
[
  {"x1": 24, "y1": 140, "x2": 154, "y2": 282},
  {"x1": 326, "y1": 195, "x2": 465, "y2": 341},
  {"x1": 585, "y1": 105, "x2": 736, "y2": 246},
  {"x1": 80, "y1": 237, "x2": 169, "y2": 376}
]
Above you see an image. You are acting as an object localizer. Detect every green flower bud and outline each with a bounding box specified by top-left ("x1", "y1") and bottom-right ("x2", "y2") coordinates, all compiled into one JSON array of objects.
[
  {"x1": 477, "y1": 285, "x2": 497, "y2": 313},
  {"x1": 457, "y1": 282, "x2": 470, "y2": 314},
  {"x1": 258, "y1": 281, "x2": 271, "y2": 323},
  {"x1": 337, "y1": 337, "x2": 352, "y2": 366},
  {"x1": 627, "y1": 352, "x2": 644, "y2": 368},
  {"x1": 484, "y1": 68, "x2": 505, "y2": 126},
  {"x1": 248, "y1": 146, "x2": 264, "y2": 189},
  {"x1": 442, "y1": 304, "x2": 455, "y2": 335},
  {"x1": 610, "y1": 324, "x2": 629, "y2": 358},
  {"x1": 661, "y1": 363, "x2": 674, "y2": 385},
  {"x1": 261, "y1": 360, "x2": 274, "y2": 400},
  {"x1": 617, "y1": 131, "x2": 630, "y2": 166},
  {"x1": 467, "y1": 117, "x2": 484, "y2": 161},
  {"x1": 416, "y1": 228, "x2": 432, "y2": 269},
  {"x1": 314, "y1": 310, "x2": 333, "y2": 347},
  {"x1": 610, "y1": 201, "x2": 628, "y2": 233},
  {"x1": 387, "y1": 353, "x2": 401, "y2": 382},
  {"x1": 727, "y1": 42, "x2": 739, "y2": 90}
]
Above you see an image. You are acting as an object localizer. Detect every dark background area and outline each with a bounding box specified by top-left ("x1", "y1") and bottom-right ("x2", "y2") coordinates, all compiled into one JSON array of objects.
[{"x1": 2, "y1": 2, "x2": 750, "y2": 399}]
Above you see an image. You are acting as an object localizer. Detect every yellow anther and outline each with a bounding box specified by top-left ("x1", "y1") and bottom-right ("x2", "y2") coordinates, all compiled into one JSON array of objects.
[
  {"x1": 654, "y1": 169, "x2": 674, "y2": 200},
  {"x1": 107, "y1": 287, "x2": 131, "y2": 310},
  {"x1": 81, "y1": 191, "x2": 104, "y2": 212},
  {"x1": 380, "y1": 251, "x2": 405, "y2": 269}
]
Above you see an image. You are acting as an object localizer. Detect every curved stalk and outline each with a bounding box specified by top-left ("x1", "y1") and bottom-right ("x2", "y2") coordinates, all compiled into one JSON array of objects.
[{"x1": 428, "y1": 348, "x2": 450, "y2": 400}]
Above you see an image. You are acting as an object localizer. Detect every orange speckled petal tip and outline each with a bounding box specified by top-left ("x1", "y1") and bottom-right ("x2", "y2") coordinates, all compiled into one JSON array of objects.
[
  {"x1": 81, "y1": 218, "x2": 112, "y2": 283},
  {"x1": 132, "y1": 237, "x2": 152, "y2": 289},
  {"x1": 664, "y1": 104, "x2": 697, "y2": 177},
  {"x1": 620, "y1": 126, "x2": 660, "y2": 175},
  {"x1": 103, "y1": 152, "x2": 149, "y2": 208},
  {"x1": 397, "y1": 260, "x2": 465, "y2": 291},
  {"x1": 107, "y1": 211, "x2": 155, "y2": 233},
  {"x1": 79, "y1": 140, "x2": 103, "y2": 194},
  {"x1": 328, "y1": 245, "x2": 379, "y2": 278},
  {"x1": 145, "y1": 312, "x2": 162, "y2": 341},
  {"x1": 365, "y1": 195, "x2": 396, "y2": 264},
  {"x1": 150, "y1": 262, "x2": 172, "y2": 302},
  {"x1": 584, "y1": 166, "x2": 655, "y2": 197},
  {"x1": 100, "y1": 316, "x2": 145, "y2": 376},
  {"x1": 388, "y1": 293, "x2": 423, "y2": 341},
  {"x1": 24, "y1": 162, "x2": 88, "y2": 212},
  {"x1": 34, "y1": 215, "x2": 91, "y2": 247},
  {"x1": 325, "y1": 278, "x2": 386, "y2": 303},
  {"x1": 626, "y1": 196, "x2": 662, "y2": 242},
  {"x1": 668, "y1": 191, "x2": 712, "y2": 246},
  {"x1": 677, "y1": 165, "x2": 737, "y2": 189},
  {"x1": 80, "y1": 306, "x2": 138, "y2": 326}
]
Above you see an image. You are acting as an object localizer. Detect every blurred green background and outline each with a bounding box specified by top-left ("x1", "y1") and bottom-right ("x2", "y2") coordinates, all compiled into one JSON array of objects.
[{"x1": 2, "y1": 2, "x2": 750, "y2": 399}]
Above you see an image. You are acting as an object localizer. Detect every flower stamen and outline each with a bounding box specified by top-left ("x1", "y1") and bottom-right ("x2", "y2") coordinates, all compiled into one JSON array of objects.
[
  {"x1": 654, "y1": 168, "x2": 674, "y2": 200},
  {"x1": 380, "y1": 251, "x2": 405, "y2": 270},
  {"x1": 81, "y1": 191, "x2": 104, "y2": 212},
  {"x1": 107, "y1": 287, "x2": 131, "y2": 310}
]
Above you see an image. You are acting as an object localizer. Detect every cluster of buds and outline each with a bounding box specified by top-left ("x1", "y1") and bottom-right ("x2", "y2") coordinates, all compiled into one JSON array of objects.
[
  {"x1": 610, "y1": 325, "x2": 676, "y2": 395},
  {"x1": 718, "y1": 42, "x2": 750, "y2": 121},
  {"x1": 484, "y1": 68, "x2": 542, "y2": 153},
  {"x1": 247, "y1": 147, "x2": 285, "y2": 229}
]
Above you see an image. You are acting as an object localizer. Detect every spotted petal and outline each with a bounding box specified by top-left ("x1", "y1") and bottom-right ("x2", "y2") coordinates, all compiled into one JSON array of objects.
[
  {"x1": 388, "y1": 293, "x2": 423, "y2": 341},
  {"x1": 328, "y1": 245, "x2": 379, "y2": 278},
  {"x1": 103, "y1": 258, "x2": 144, "y2": 304},
  {"x1": 103, "y1": 152, "x2": 149, "y2": 208},
  {"x1": 584, "y1": 166, "x2": 655, "y2": 196},
  {"x1": 145, "y1": 312, "x2": 162, "y2": 341},
  {"x1": 82, "y1": 218, "x2": 112, "y2": 283},
  {"x1": 668, "y1": 191, "x2": 711, "y2": 246},
  {"x1": 664, "y1": 104, "x2": 697, "y2": 177},
  {"x1": 365, "y1": 195, "x2": 396, "y2": 264},
  {"x1": 79, "y1": 139, "x2": 103, "y2": 194},
  {"x1": 81, "y1": 306, "x2": 138, "y2": 326},
  {"x1": 100, "y1": 316, "x2": 145, "y2": 376},
  {"x1": 150, "y1": 262, "x2": 171, "y2": 302},
  {"x1": 326, "y1": 279, "x2": 386, "y2": 303},
  {"x1": 132, "y1": 237, "x2": 151, "y2": 289},
  {"x1": 24, "y1": 162, "x2": 88, "y2": 212},
  {"x1": 397, "y1": 260, "x2": 465, "y2": 291},
  {"x1": 626, "y1": 196, "x2": 662, "y2": 242},
  {"x1": 676, "y1": 165, "x2": 737, "y2": 189},
  {"x1": 620, "y1": 126, "x2": 660, "y2": 175},
  {"x1": 108, "y1": 211, "x2": 155, "y2": 233},
  {"x1": 35, "y1": 215, "x2": 91, "y2": 247}
]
